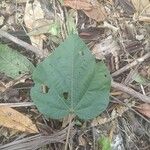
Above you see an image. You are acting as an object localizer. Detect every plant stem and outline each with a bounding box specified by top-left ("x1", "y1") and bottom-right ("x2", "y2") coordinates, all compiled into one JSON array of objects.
[{"x1": 64, "y1": 114, "x2": 73, "y2": 150}]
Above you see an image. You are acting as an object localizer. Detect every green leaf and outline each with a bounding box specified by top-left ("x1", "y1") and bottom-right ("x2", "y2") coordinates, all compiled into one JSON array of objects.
[
  {"x1": 0, "y1": 44, "x2": 35, "y2": 79},
  {"x1": 132, "y1": 73, "x2": 150, "y2": 85},
  {"x1": 66, "y1": 10, "x2": 77, "y2": 34},
  {"x1": 31, "y1": 34, "x2": 111, "y2": 120},
  {"x1": 98, "y1": 136, "x2": 111, "y2": 150},
  {"x1": 48, "y1": 22, "x2": 61, "y2": 36}
]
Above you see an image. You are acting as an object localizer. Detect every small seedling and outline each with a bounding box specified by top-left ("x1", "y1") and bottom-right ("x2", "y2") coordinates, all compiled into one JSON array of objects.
[{"x1": 98, "y1": 136, "x2": 111, "y2": 150}]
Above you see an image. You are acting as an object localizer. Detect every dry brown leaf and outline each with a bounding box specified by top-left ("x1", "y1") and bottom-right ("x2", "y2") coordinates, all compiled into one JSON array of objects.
[
  {"x1": 131, "y1": 0, "x2": 150, "y2": 22},
  {"x1": 0, "y1": 106, "x2": 38, "y2": 133},
  {"x1": 0, "y1": 81, "x2": 6, "y2": 92},
  {"x1": 131, "y1": 0, "x2": 150, "y2": 13},
  {"x1": 83, "y1": 2, "x2": 107, "y2": 22},
  {"x1": 24, "y1": 0, "x2": 49, "y2": 56},
  {"x1": 91, "y1": 102, "x2": 135, "y2": 126},
  {"x1": 24, "y1": 0, "x2": 45, "y2": 30},
  {"x1": 64, "y1": 0, "x2": 107, "y2": 22},
  {"x1": 137, "y1": 103, "x2": 150, "y2": 118},
  {"x1": 78, "y1": 134, "x2": 86, "y2": 146},
  {"x1": 91, "y1": 116, "x2": 108, "y2": 126},
  {"x1": 107, "y1": 0, "x2": 114, "y2": 5},
  {"x1": 92, "y1": 35, "x2": 120, "y2": 59},
  {"x1": 64, "y1": 0, "x2": 92, "y2": 10}
]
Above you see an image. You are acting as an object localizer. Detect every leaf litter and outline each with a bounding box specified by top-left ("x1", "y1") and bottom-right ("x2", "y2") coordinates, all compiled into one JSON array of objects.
[
  {"x1": 0, "y1": 0, "x2": 150, "y2": 149},
  {"x1": 0, "y1": 106, "x2": 38, "y2": 133}
]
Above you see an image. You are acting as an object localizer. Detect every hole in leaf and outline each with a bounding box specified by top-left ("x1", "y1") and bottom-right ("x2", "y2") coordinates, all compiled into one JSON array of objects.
[
  {"x1": 79, "y1": 51, "x2": 84, "y2": 56},
  {"x1": 95, "y1": 59, "x2": 99, "y2": 63},
  {"x1": 7, "y1": 112, "x2": 12, "y2": 116},
  {"x1": 41, "y1": 85, "x2": 49, "y2": 93},
  {"x1": 63, "y1": 92, "x2": 69, "y2": 100}
]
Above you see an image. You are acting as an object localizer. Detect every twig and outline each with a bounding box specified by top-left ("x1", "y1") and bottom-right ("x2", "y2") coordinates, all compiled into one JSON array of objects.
[
  {"x1": 64, "y1": 114, "x2": 74, "y2": 150},
  {"x1": 112, "y1": 81, "x2": 150, "y2": 103},
  {"x1": 0, "y1": 102, "x2": 34, "y2": 107},
  {"x1": 0, "y1": 126, "x2": 76, "y2": 150},
  {"x1": 5, "y1": 74, "x2": 30, "y2": 89},
  {"x1": 112, "y1": 52, "x2": 150, "y2": 77},
  {"x1": 0, "y1": 29, "x2": 43, "y2": 57}
]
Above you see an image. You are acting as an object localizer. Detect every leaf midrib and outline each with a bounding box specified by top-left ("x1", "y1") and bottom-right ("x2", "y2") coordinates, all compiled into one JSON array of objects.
[
  {"x1": 48, "y1": 63, "x2": 71, "y2": 111},
  {"x1": 74, "y1": 66, "x2": 95, "y2": 110}
]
